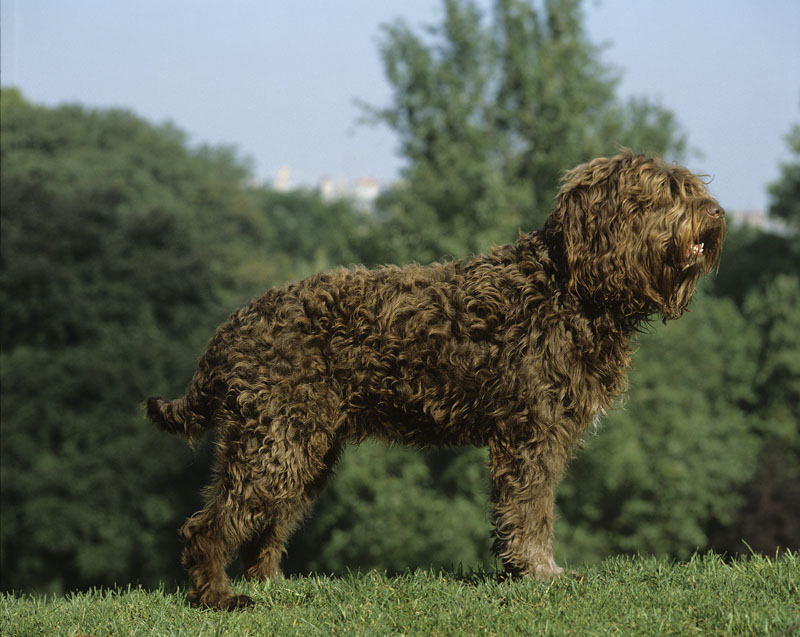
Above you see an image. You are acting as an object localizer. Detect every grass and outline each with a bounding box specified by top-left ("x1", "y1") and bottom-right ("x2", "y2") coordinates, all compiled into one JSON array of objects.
[{"x1": 2, "y1": 552, "x2": 798, "y2": 636}]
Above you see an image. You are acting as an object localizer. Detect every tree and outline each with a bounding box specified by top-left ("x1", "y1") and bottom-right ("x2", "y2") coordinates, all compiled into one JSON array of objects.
[
  {"x1": 702, "y1": 125, "x2": 800, "y2": 554},
  {"x1": 248, "y1": 187, "x2": 384, "y2": 285},
  {"x1": 768, "y1": 123, "x2": 800, "y2": 230},
  {"x1": 363, "y1": 0, "x2": 687, "y2": 264},
  {"x1": 286, "y1": 444, "x2": 493, "y2": 575},
  {"x1": 0, "y1": 89, "x2": 248, "y2": 592},
  {"x1": 719, "y1": 275, "x2": 800, "y2": 554}
]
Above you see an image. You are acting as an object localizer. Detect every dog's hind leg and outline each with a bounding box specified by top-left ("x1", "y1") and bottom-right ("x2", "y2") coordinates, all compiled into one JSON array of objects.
[
  {"x1": 181, "y1": 382, "x2": 345, "y2": 608},
  {"x1": 180, "y1": 482, "x2": 259, "y2": 610},
  {"x1": 240, "y1": 442, "x2": 343, "y2": 581},
  {"x1": 232, "y1": 383, "x2": 346, "y2": 583}
]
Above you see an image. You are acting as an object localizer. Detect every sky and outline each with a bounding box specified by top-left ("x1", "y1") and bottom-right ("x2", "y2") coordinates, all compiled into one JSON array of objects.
[{"x1": 2, "y1": 0, "x2": 798, "y2": 213}]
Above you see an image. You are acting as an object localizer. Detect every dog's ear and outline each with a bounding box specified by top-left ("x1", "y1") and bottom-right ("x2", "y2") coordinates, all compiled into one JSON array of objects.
[{"x1": 549, "y1": 156, "x2": 648, "y2": 304}]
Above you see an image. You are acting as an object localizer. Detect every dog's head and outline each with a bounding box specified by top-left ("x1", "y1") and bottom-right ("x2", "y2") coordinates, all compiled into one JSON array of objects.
[{"x1": 544, "y1": 151, "x2": 725, "y2": 322}]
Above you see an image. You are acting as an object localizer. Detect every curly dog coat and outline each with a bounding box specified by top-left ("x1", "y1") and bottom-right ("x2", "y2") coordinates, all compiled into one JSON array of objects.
[{"x1": 147, "y1": 152, "x2": 725, "y2": 609}]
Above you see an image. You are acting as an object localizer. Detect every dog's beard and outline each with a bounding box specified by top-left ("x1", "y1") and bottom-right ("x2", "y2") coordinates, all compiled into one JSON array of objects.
[
  {"x1": 653, "y1": 213, "x2": 723, "y2": 318},
  {"x1": 676, "y1": 209, "x2": 724, "y2": 274}
]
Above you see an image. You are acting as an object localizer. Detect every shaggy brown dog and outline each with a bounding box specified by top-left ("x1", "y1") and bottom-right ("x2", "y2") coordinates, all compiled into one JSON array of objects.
[{"x1": 147, "y1": 151, "x2": 725, "y2": 609}]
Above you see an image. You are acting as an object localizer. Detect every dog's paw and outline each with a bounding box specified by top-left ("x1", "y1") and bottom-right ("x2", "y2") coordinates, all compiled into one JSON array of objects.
[
  {"x1": 564, "y1": 569, "x2": 586, "y2": 583},
  {"x1": 502, "y1": 556, "x2": 565, "y2": 580},
  {"x1": 193, "y1": 593, "x2": 255, "y2": 611},
  {"x1": 223, "y1": 594, "x2": 255, "y2": 610},
  {"x1": 532, "y1": 558, "x2": 564, "y2": 579}
]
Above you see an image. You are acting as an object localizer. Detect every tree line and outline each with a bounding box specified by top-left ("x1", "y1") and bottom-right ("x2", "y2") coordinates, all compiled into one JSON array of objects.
[{"x1": 1, "y1": 0, "x2": 798, "y2": 594}]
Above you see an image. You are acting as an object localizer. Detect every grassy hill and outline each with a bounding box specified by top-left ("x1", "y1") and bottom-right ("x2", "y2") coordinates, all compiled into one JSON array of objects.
[{"x1": 2, "y1": 552, "x2": 797, "y2": 636}]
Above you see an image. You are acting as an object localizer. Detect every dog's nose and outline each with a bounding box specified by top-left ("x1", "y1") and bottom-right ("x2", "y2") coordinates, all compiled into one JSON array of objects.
[{"x1": 707, "y1": 205, "x2": 724, "y2": 219}]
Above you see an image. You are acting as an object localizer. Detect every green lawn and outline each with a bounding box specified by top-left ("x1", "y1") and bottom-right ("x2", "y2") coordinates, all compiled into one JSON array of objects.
[{"x1": 2, "y1": 552, "x2": 797, "y2": 636}]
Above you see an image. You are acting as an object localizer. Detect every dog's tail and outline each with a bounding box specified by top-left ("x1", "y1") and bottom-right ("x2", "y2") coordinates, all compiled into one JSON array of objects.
[{"x1": 145, "y1": 372, "x2": 215, "y2": 443}]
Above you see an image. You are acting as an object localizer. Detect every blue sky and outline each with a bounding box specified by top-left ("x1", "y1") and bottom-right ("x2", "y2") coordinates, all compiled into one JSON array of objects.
[{"x1": 2, "y1": 0, "x2": 798, "y2": 212}]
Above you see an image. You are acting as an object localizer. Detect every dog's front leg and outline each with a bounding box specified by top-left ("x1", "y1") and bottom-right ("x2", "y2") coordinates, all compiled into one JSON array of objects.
[{"x1": 488, "y1": 434, "x2": 568, "y2": 578}]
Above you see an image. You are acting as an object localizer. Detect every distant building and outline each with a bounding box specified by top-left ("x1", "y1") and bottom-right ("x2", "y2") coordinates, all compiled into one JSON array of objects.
[
  {"x1": 353, "y1": 177, "x2": 381, "y2": 210},
  {"x1": 319, "y1": 175, "x2": 346, "y2": 202},
  {"x1": 319, "y1": 175, "x2": 382, "y2": 212},
  {"x1": 728, "y1": 210, "x2": 786, "y2": 234},
  {"x1": 274, "y1": 166, "x2": 293, "y2": 193}
]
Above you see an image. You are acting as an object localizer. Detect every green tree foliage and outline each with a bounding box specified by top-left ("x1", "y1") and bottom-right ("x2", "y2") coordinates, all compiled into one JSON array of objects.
[
  {"x1": 0, "y1": 89, "x2": 251, "y2": 592},
  {"x1": 725, "y1": 274, "x2": 800, "y2": 553},
  {"x1": 286, "y1": 444, "x2": 492, "y2": 575},
  {"x1": 363, "y1": 0, "x2": 686, "y2": 263},
  {"x1": 248, "y1": 188, "x2": 383, "y2": 284},
  {"x1": 701, "y1": 125, "x2": 800, "y2": 555},
  {"x1": 704, "y1": 132, "x2": 800, "y2": 553},
  {"x1": 768, "y1": 123, "x2": 800, "y2": 230}
]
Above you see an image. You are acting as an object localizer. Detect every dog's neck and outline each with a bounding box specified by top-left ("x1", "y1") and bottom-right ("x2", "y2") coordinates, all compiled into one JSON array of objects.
[{"x1": 516, "y1": 229, "x2": 652, "y2": 335}]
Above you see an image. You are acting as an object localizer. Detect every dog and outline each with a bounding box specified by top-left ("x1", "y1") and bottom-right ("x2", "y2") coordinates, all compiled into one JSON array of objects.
[{"x1": 147, "y1": 151, "x2": 725, "y2": 609}]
